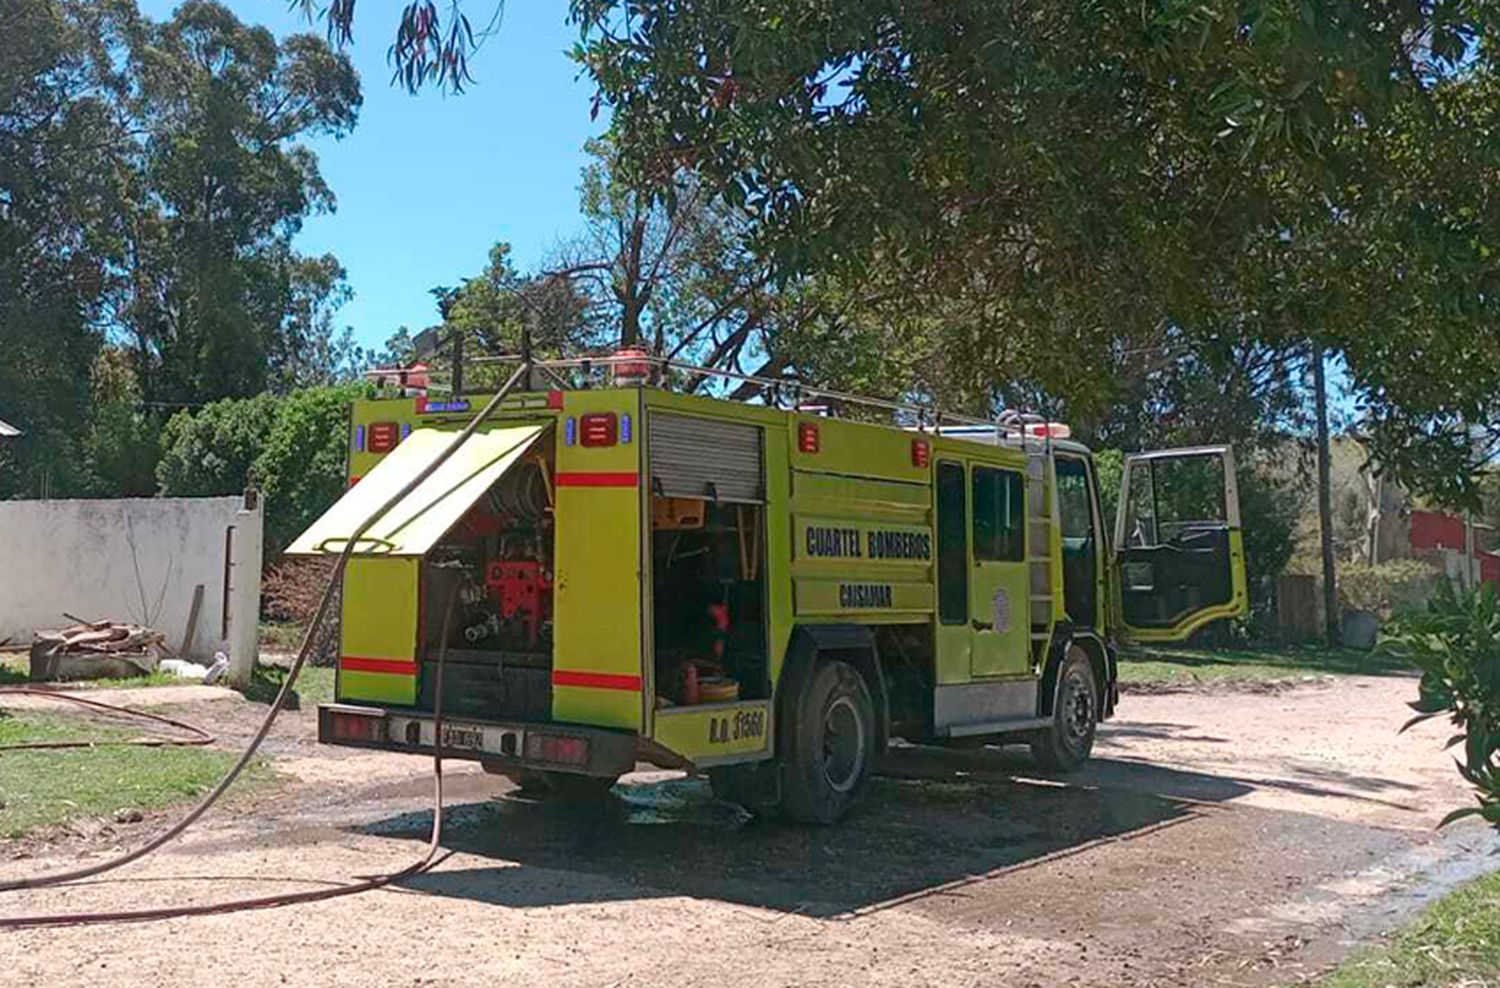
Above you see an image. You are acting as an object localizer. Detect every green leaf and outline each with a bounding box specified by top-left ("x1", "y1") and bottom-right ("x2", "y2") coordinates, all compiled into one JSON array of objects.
[
  {"x1": 1438, "y1": 805, "x2": 1484, "y2": 828},
  {"x1": 1400, "y1": 711, "x2": 1443, "y2": 733}
]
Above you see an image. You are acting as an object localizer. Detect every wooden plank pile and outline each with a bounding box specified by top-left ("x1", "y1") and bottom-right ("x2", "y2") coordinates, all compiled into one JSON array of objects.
[{"x1": 29, "y1": 620, "x2": 167, "y2": 682}]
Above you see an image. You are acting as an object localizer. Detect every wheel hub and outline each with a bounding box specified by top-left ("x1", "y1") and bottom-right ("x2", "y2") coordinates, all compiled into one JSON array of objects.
[
  {"x1": 821, "y1": 696, "x2": 866, "y2": 793},
  {"x1": 1063, "y1": 670, "x2": 1095, "y2": 748}
]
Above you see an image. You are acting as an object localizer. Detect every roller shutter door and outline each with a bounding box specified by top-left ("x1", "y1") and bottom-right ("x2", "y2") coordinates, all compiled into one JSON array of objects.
[{"x1": 649, "y1": 413, "x2": 765, "y2": 503}]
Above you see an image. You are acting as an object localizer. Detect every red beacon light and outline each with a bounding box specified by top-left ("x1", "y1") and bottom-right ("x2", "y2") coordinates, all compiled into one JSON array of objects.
[
  {"x1": 1024, "y1": 422, "x2": 1073, "y2": 440},
  {"x1": 610, "y1": 347, "x2": 654, "y2": 386}
]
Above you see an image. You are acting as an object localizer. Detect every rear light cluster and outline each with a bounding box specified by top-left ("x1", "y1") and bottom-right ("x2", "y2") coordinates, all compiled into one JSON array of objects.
[
  {"x1": 524, "y1": 732, "x2": 589, "y2": 766},
  {"x1": 580, "y1": 412, "x2": 617, "y2": 447},
  {"x1": 565, "y1": 412, "x2": 633, "y2": 447},
  {"x1": 367, "y1": 422, "x2": 399, "y2": 453},
  {"x1": 328, "y1": 711, "x2": 385, "y2": 743},
  {"x1": 911, "y1": 439, "x2": 931, "y2": 467}
]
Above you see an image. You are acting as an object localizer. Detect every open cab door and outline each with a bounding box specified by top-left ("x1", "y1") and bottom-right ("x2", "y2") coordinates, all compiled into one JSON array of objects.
[{"x1": 1112, "y1": 446, "x2": 1248, "y2": 642}]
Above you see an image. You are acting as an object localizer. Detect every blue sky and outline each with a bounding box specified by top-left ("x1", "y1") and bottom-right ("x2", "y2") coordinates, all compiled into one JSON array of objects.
[{"x1": 139, "y1": 1, "x2": 603, "y2": 350}]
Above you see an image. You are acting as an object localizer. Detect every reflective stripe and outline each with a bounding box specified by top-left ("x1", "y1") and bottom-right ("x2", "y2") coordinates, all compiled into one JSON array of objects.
[
  {"x1": 341, "y1": 656, "x2": 418, "y2": 676},
  {"x1": 555, "y1": 472, "x2": 639, "y2": 487},
  {"x1": 552, "y1": 670, "x2": 642, "y2": 691}
]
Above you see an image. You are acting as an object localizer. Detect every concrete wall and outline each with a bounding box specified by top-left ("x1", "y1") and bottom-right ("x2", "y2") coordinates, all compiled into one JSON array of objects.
[{"x1": 0, "y1": 496, "x2": 262, "y2": 677}]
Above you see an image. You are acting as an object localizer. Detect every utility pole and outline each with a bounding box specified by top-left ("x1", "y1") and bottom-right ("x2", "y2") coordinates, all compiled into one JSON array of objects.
[{"x1": 1313, "y1": 342, "x2": 1339, "y2": 646}]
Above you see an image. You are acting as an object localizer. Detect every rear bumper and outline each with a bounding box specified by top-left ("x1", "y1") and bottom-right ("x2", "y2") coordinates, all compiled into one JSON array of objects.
[{"x1": 317, "y1": 703, "x2": 638, "y2": 778}]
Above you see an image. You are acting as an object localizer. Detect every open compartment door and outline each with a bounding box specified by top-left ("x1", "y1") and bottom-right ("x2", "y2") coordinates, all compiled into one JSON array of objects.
[
  {"x1": 1112, "y1": 446, "x2": 1248, "y2": 642},
  {"x1": 287, "y1": 424, "x2": 547, "y2": 708},
  {"x1": 287, "y1": 425, "x2": 545, "y2": 557}
]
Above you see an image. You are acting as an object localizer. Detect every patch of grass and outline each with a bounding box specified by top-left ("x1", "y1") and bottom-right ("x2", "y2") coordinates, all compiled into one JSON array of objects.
[
  {"x1": 235, "y1": 663, "x2": 335, "y2": 710},
  {"x1": 0, "y1": 714, "x2": 247, "y2": 838},
  {"x1": 1316, "y1": 868, "x2": 1500, "y2": 987},
  {"x1": 1119, "y1": 642, "x2": 1412, "y2": 689}
]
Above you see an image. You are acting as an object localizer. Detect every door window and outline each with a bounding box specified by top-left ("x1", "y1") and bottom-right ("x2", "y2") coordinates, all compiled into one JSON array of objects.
[
  {"x1": 1122, "y1": 454, "x2": 1227, "y2": 547},
  {"x1": 936, "y1": 461, "x2": 968, "y2": 624},
  {"x1": 1055, "y1": 456, "x2": 1100, "y2": 628},
  {"x1": 972, "y1": 466, "x2": 1025, "y2": 562}
]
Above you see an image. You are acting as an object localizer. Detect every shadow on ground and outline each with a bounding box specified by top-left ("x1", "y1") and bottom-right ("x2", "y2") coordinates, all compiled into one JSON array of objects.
[{"x1": 356, "y1": 744, "x2": 1256, "y2": 916}]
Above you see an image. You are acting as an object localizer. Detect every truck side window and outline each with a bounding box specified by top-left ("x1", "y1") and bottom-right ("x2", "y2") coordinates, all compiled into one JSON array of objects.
[
  {"x1": 972, "y1": 466, "x2": 1025, "y2": 562},
  {"x1": 936, "y1": 461, "x2": 968, "y2": 624}
]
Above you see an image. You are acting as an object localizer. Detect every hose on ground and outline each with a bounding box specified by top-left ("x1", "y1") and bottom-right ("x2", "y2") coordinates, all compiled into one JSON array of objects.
[
  {"x1": 0, "y1": 588, "x2": 460, "y2": 929},
  {"x1": 0, "y1": 688, "x2": 214, "y2": 751},
  {"x1": 0, "y1": 360, "x2": 529, "y2": 918}
]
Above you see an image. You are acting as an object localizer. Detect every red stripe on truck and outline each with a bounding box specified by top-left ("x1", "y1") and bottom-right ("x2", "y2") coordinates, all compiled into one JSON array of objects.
[
  {"x1": 341, "y1": 656, "x2": 418, "y2": 676},
  {"x1": 552, "y1": 670, "x2": 643, "y2": 691},
  {"x1": 555, "y1": 472, "x2": 639, "y2": 487}
]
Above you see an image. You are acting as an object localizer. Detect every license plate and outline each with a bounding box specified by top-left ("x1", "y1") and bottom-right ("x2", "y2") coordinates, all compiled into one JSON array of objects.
[{"x1": 440, "y1": 724, "x2": 484, "y2": 751}]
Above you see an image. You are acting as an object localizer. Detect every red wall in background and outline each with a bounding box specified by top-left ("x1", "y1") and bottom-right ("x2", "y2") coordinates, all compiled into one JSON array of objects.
[{"x1": 1410, "y1": 510, "x2": 1468, "y2": 551}]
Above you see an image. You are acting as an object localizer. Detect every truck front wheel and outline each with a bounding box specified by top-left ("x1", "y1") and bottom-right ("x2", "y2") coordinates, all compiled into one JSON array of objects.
[
  {"x1": 782, "y1": 659, "x2": 876, "y2": 824},
  {"x1": 1030, "y1": 647, "x2": 1099, "y2": 772}
]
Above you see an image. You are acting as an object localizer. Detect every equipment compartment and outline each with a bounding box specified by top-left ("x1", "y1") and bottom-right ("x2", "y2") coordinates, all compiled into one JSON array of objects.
[{"x1": 418, "y1": 432, "x2": 557, "y2": 721}]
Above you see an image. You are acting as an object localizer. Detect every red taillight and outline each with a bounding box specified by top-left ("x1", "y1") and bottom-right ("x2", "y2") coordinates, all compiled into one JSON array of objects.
[
  {"x1": 797, "y1": 421, "x2": 820, "y2": 454},
  {"x1": 524, "y1": 732, "x2": 590, "y2": 766},
  {"x1": 368, "y1": 421, "x2": 399, "y2": 453},
  {"x1": 329, "y1": 711, "x2": 384, "y2": 743},
  {"x1": 347, "y1": 475, "x2": 361, "y2": 489},
  {"x1": 546, "y1": 390, "x2": 565, "y2": 410},
  {"x1": 579, "y1": 412, "x2": 618, "y2": 447},
  {"x1": 911, "y1": 439, "x2": 930, "y2": 467}
]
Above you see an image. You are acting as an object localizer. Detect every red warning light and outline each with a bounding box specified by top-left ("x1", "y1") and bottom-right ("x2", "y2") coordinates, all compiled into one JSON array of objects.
[
  {"x1": 797, "y1": 421, "x2": 820, "y2": 454},
  {"x1": 911, "y1": 439, "x2": 931, "y2": 467}
]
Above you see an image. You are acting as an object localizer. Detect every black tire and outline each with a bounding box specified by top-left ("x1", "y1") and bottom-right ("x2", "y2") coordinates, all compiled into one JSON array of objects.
[
  {"x1": 707, "y1": 764, "x2": 781, "y2": 819},
  {"x1": 782, "y1": 659, "x2": 877, "y2": 824},
  {"x1": 540, "y1": 772, "x2": 619, "y2": 802},
  {"x1": 1030, "y1": 646, "x2": 1099, "y2": 772}
]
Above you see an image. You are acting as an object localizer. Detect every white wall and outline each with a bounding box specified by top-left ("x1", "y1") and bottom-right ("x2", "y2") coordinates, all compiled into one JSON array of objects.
[{"x1": 0, "y1": 496, "x2": 262, "y2": 676}]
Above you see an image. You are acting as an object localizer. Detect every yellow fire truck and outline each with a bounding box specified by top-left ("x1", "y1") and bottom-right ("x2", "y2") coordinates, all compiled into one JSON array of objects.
[{"x1": 290, "y1": 358, "x2": 1246, "y2": 822}]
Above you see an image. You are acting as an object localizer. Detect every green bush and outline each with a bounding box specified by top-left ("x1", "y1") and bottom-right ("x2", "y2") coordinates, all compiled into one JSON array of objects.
[
  {"x1": 157, "y1": 393, "x2": 281, "y2": 496},
  {"x1": 1339, "y1": 559, "x2": 1442, "y2": 618},
  {"x1": 1383, "y1": 581, "x2": 1500, "y2": 828},
  {"x1": 256, "y1": 384, "x2": 367, "y2": 554},
  {"x1": 157, "y1": 383, "x2": 368, "y2": 557}
]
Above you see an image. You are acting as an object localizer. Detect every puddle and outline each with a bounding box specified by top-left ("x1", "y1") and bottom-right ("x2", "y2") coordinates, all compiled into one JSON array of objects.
[{"x1": 612, "y1": 776, "x2": 752, "y2": 828}]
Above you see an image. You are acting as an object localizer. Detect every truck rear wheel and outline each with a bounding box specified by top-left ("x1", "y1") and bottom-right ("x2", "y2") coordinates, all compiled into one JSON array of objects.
[
  {"x1": 782, "y1": 659, "x2": 876, "y2": 824},
  {"x1": 1030, "y1": 647, "x2": 1098, "y2": 772}
]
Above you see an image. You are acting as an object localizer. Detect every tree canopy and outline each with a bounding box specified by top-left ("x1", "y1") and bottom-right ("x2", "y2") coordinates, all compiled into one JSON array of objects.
[
  {"x1": 0, "y1": 0, "x2": 364, "y2": 496},
  {"x1": 561, "y1": 0, "x2": 1500, "y2": 503},
  {"x1": 312, "y1": 1, "x2": 1500, "y2": 502}
]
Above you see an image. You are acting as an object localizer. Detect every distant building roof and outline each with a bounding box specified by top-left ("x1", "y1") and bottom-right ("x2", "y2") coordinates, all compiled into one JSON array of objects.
[{"x1": 0, "y1": 418, "x2": 20, "y2": 439}]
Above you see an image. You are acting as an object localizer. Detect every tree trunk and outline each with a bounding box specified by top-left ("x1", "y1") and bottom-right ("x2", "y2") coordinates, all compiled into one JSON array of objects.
[{"x1": 1312, "y1": 342, "x2": 1339, "y2": 646}]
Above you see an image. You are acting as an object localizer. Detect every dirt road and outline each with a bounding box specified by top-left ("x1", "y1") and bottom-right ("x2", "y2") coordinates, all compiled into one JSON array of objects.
[{"x1": 2, "y1": 674, "x2": 1495, "y2": 987}]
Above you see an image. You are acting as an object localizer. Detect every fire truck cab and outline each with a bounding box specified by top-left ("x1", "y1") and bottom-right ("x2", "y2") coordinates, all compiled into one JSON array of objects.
[{"x1": 291, "y1": 366, "x2": 1246, "y2": 822}]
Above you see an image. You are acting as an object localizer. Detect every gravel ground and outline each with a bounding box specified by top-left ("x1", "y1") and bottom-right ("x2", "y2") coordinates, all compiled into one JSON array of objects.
[{"x1": 1, "y1": 673, "x2": 1496, "y2": 987}]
